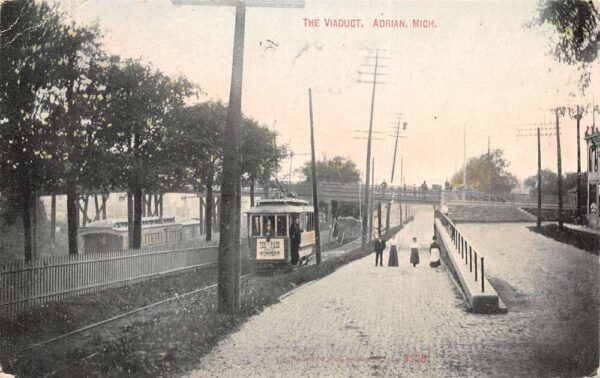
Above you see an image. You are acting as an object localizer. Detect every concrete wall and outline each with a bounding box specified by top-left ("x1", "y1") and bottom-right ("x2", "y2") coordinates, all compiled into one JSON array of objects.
[{"x1": 434, "y1": 218, "x2": 506, "y2": 314}]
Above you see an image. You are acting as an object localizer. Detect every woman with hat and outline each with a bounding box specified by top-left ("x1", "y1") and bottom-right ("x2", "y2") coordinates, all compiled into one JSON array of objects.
[{"x1": 410, "y1": 237, "x2": 420, "y2": 267}]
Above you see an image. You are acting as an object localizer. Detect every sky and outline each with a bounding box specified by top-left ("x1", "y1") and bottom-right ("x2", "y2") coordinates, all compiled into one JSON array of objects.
[{"x1": 59, "y1": 0, "x2": 600, "y2": 188}]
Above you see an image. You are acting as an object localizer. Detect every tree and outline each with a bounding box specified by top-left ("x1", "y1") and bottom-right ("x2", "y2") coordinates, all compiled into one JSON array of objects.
[
  {"x1": 0, "y1": 0, "x2": 66, "y2": 260},
  {"x1": 46, "y1": 22, "x2": 111, "y2": 255},
  {"x1": 524, "y1": 169, "x2": 560, "y2": 196},
  {"x1": 103, "y1": 58, "x2": 193, "y2": 249},
  {"x1": 170, "y1": 102, "x2": 225, "y2": 241},
  {"x1": 525, "y1": 169, "x2": 587, "y2": 197},
  {"x1": 241, "y1": 119, "x2": 287, "y2": 207},
  {"x1": 300, "y1": 156, "x2": 360, "y2": 184},
  {"x1": 450, "y1": 149, "x2": 518, "y2": 193},
  {"x1": 534, "y1": 0, "x2": 600, "y2": 90}
]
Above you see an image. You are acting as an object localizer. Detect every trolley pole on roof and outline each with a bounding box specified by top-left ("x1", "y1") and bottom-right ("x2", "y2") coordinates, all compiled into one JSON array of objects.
[
  {"x1": 171, "y1": 0, "x2": 305, "y2": 314},
  {"x1": 308, "y1": 88, "x2": 321, "y2": 264}
]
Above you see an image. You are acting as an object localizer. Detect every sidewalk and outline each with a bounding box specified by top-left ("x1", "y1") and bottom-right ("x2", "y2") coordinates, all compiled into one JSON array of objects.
[
  {"x1": 189, "y1": 210, "x2": 474, "y2": 377},
  {"x1": 187, "y1": 209, "x2": 596, "y2": 377}
]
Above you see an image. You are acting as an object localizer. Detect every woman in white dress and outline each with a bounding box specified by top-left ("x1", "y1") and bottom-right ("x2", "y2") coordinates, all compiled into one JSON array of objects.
[{"x1": 410, "y1": 237, "x2": 420, "y2": 267}]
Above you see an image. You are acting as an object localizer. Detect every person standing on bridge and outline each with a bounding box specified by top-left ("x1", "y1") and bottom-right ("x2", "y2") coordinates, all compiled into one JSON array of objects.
[
  {"x1": 410, "y1": 237, "x2": 420, "y2": 267},
  {"x1": 420, "y1": 181, "x2": 428, "y2": 199},
  {"x1": 374, "y1": 236, "x2": 386, "y2": 266}
]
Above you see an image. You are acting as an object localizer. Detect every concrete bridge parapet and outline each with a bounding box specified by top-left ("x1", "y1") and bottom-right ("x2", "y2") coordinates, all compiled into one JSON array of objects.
[{"x1": 434, "y1": 215, "x2": 507, "y2": 314}]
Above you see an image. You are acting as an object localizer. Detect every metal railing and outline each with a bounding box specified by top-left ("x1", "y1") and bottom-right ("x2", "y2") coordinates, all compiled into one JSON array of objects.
[
  {"x1": 435, "y1": 210, "x2": 486, "y2": 292},
  {"x1": 442, "y1": 190, "x2": 577, "y2": 208}
]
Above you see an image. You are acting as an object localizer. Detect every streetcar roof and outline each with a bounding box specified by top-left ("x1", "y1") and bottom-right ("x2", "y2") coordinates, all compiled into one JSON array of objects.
[
  {"x1": 246, "y1": 198, "x2": 313, "y2": 214},
  {"x1": 81, "y1": 216, "x2": 178, "y2": 230}
]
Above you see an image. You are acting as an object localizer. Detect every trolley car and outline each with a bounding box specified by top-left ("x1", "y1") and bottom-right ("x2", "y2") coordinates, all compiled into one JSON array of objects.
[
  {"x1": 246, "y1": 198, "x2": 316, "y2": 269},
  {"x1": 80, "y1": 217, "x2": 200, "y2": 254}
]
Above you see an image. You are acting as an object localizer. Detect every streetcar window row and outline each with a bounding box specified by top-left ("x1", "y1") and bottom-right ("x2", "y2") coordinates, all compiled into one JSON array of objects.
[{"x1": 250, "y1": 213, "x2": 314, "y2": 237}]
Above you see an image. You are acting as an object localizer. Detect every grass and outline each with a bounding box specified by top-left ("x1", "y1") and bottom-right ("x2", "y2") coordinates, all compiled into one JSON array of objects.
[
  {"x1": 1, "y1": 236, "x2": 378, "y2": 377},
  {"x1": 528, "y1": 224, "x2": 599, "y2": 255}
]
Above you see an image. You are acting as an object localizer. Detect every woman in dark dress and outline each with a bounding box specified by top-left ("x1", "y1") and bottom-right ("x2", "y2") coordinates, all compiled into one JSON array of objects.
[{"x1": 429, "y1": 235, "x2": 441, "y2": 268}]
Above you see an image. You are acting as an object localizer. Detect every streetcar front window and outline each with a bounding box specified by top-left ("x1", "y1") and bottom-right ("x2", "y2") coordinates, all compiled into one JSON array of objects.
[
  {"x1": 276, "y1": 215, "x2": 287, "y2": 236},
  {"x1": 262, "y1": 215, "x2": 275, "y2": 236},
  {"x1": 251, "y1": 215, "x2": 261, "y2": 236}
]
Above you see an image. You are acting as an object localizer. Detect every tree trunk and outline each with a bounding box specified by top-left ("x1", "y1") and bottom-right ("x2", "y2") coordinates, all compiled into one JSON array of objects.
[
  {"x1": 51, "y1": 193, "x2": 56, "y2": 243},
  {"x1": 133, "y1": 187, "x2": 142, "y2": 248},
  {"x1": 214, "y1": 197, "x2": 220, "y2": 232},
  {"x1": 198, "y1": 196, "x2": 204, "y2": 235},
  {"x1": 80, "y1": 194, "x2": 90, "y2": 227},
  {"x1": 159, "y1": 194, "x2": 163, "y2": 219},
  {"x1": 66, "y1": 183, "x2": 78, "y2": 255},
  {"x1": 18, "y1": 162, "x2": 33, "y2": 261},
  {"x1": 205, "y1": 182, "x2": 213, "y2": 242},
  {"x1": 142, "y1": 193, "x2": 147, "y2": 218},
  {"x1": 102, "y1": 193, "x2": 109, "y2": 220},
  {"x1": 154, "y1": 194, "x2": 160, "y2": 217},
  {"x1": 94, "y1": 194, "x2": 100, "y2": 221},
  {"x1": 127, "y1": 191, "x2": 134, "y2": 249},
  {"x1": 146, "y1": 193, "x2": 152, "y2": 217},
  {"x1": 250, "y1": 176, "x2": 255, "y2": 207},
  {"x1": 31, "y1": 191, "x2": 38, "y2": 259}
]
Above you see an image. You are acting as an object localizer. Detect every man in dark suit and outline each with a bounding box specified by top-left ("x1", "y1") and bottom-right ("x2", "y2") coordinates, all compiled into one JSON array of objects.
[
  {"x1": 374, "y1": 236, "x2": 386, "y2": 266},
  {"x1": 289, "y1": 217, "x2": 302, "y2": 265}
]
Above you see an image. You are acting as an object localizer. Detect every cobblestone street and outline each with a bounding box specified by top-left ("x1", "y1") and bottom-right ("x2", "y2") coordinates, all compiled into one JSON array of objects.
[{"x1": 189, "y1": 210, "x2": 599, "y2": 377}]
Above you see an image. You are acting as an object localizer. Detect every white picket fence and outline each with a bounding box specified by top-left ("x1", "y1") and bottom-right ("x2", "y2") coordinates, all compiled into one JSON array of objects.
[{"x1": 0, "y1": 241, "x2": 218, "y2": 319}]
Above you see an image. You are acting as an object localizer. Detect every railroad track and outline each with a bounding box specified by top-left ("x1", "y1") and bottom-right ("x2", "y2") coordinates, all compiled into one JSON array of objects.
[
  {"x1": 13, "y1": 239, "x2": 367, "y2": 376},
  {"x1": 19, "y1": 272, "x2": 255, "y2": 355}
]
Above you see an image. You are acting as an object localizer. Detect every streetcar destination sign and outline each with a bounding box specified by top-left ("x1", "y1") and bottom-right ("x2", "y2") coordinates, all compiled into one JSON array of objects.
[{"x1": 256, "y1": 238, "x2": 285, "y2": 260}]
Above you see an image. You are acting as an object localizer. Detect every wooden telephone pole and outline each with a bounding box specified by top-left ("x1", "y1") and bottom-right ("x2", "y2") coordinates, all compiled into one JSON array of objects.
[
  {"x1": 555, "y1": 108, "x2": 564, "y2": 229},
  {"x1": 517, "y1": 123, "x2": 557, "y2": 229},
  {"x1": 172, "y1": 0, "x2": 305, "y2": 314},
  {"x1": 308, "y1": 88, "x2": 321, "y2": 264},
  {"x1": 357, "y1": 49, "x2": 389, "y2": 246},
  {"x1": 388, "y1": 118, "x2": 407, "y2": 234}
]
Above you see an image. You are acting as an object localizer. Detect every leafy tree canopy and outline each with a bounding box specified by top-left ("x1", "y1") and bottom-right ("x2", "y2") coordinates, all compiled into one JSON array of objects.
[
  {"x1": 450, "y1": 149, "x2": 518, "y2": 193},
  {"x1": 534, "y1": 0, "x2": 600, "y2": 90},
  {"x1": 301, "y1": 156, "x2": 360, "y2": 184},
  {"x1": 241, "y1": 118, "x2": 287, "y2": 186},
  {"x1": 524, "y1": 169, "x2": 588, "y2": 196}
]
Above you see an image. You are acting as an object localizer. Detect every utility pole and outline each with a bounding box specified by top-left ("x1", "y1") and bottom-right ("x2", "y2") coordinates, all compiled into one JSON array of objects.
[
  {"x1": 357, "y1": 49, "x2": 389, "y2": 247},
  {"x1": 370, "y1": 157, "x2": 375, "y2": 240},
  {"x1": 555, "y1": 108, "x2": 564, "y2": 229},
  {"x1": 400, "y1": 153, "x2": 404, "y2": 187},
  {"x1": 487, "y1": 135, "x2": 491, "y2": 192},
  {"x1": 537, "y1": 128, "x2": 542, "y2": 229},
  {"x1": 308, "y1": 88, "x2": 321, "y2": 264},
  {"x1": 388, "y1": 119, "x2": 406, "y2": 234},
  {"x1": 572, "y1": 105, "x2": 583, "y2": 218},
  {"x1": 171, "y1": 0, "x2": 305, "y2": 314},
  {"x1": 463, "y1": 126, "x2": 467, "y2": 188},
  {"x1": 517, "y1": 123, "x2": 557, "y2": 229}
]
